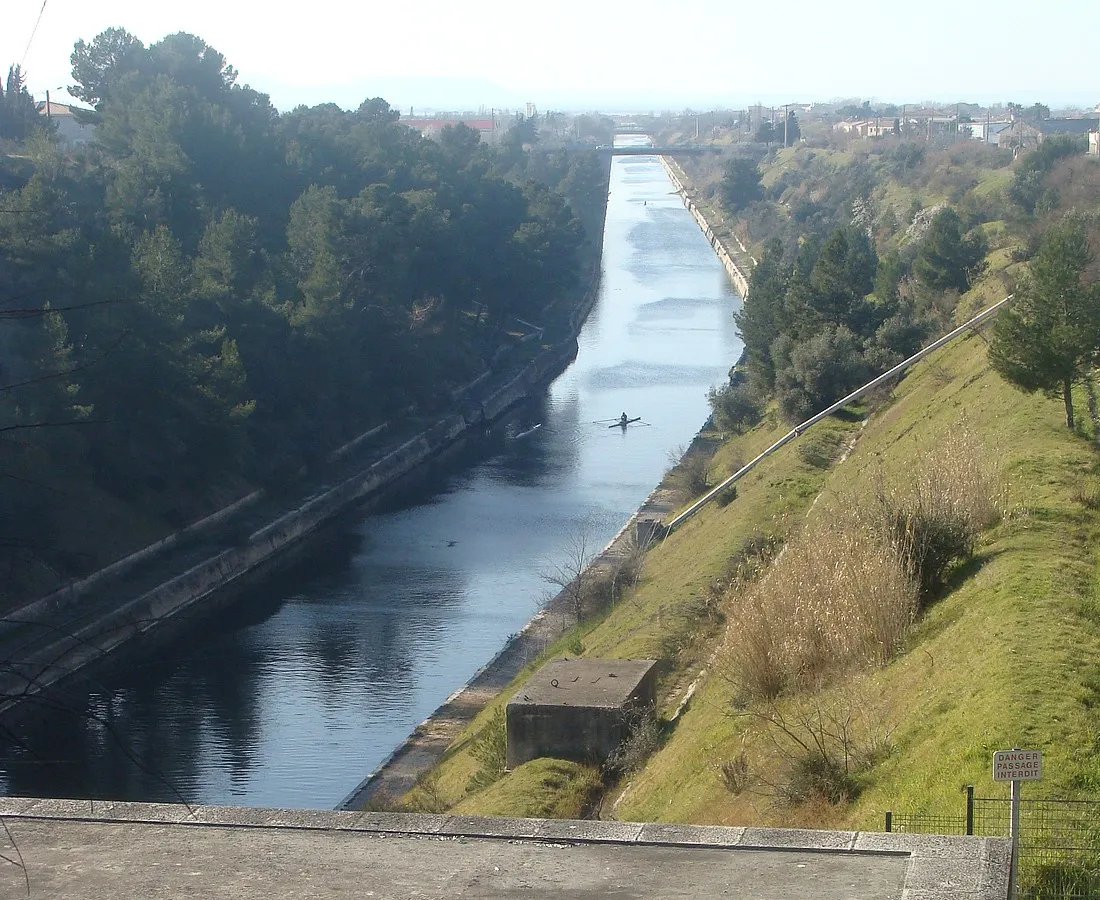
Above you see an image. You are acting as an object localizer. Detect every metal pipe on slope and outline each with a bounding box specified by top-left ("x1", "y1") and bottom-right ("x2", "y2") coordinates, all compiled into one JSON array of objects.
[{"x1": 663, "y1": 294, "x2": 1015, "y2": 534}]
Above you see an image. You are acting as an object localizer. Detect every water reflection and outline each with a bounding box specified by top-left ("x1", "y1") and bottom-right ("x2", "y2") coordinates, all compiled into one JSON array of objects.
[{"x1": 0, "y1": 142, "x2": 744, "y2": 808}]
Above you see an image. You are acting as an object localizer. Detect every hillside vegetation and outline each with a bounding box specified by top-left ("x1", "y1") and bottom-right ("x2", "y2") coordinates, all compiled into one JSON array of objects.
[
  {"x1": 394, "y1": 131, "x2": 1100, "y2": 845},
  {"x1": 0, "y1": 35, "x2": 610, "y2": 606}
]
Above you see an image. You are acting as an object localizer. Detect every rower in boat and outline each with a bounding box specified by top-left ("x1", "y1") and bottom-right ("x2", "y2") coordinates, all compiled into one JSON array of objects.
[{"x1": 620, "y1": 412, "x2": 629, "y2": 427}]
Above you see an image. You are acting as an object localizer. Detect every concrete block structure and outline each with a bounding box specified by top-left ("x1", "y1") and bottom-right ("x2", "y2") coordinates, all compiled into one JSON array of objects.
[{"x1": 506, "y1": 658, "x2": 658, "y2": 768}]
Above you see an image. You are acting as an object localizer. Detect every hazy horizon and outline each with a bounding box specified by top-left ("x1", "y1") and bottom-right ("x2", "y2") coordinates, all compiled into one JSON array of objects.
[{"x1": 5, "y1": 0, "x2": 1099, "y2": 114}]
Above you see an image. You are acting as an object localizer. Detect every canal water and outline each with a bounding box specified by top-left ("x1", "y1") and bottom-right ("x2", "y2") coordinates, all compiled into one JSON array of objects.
[{"x1": 0, "y1": 141, "x2": 743, "y2": 809}]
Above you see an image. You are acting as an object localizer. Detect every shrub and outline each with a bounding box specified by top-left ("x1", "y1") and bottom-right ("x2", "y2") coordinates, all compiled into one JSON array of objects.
[
  {"x1": 667, "y1": 444, "x2": 712, "y2": 499},
  {"x1": 724, "y1": 509, "x2": 917, "y2": 700},
  {"x1": 468, "y1": 708, "x2": 508, "y2": 791},
  {"x1": 742, "y1": 689, "x2": 898, "y2": 808},
  {"x1": 722, "y1": 428, "x2": 1001, "y2": 700},
  {"x1": 717, "y1": 751, "x2": 749, "y2": 794},
  {"x1": 715, "y1": 483, "x2": 738, "y2": 506},
  {"x1": 872, "y1": 428, "x2": 1002, "y2": 603},
  {"x1": 604, "y1": 706, "x2": 663, "y2": 777},
  {"x1": 708, "y1": 381, "x2": 763, "y2": 433}
]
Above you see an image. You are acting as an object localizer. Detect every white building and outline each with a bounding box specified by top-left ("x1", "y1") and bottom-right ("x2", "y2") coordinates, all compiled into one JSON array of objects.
[
  {"x1": 962, "y1": 120, "x2": 1011, "y2": 145},
  {"x1": 36, "y1": 100, "x2": 96, "y2": 149}
]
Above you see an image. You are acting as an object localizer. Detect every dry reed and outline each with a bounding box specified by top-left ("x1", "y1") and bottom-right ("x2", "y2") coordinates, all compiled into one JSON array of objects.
[{"x1": 722, "y1": 426, "x2": 1001, "y2": 701}]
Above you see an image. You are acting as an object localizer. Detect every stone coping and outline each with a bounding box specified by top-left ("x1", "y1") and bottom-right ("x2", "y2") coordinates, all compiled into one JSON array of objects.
[{"x1": 0, "y1": 798, "x2": 1011, "y2": 899}]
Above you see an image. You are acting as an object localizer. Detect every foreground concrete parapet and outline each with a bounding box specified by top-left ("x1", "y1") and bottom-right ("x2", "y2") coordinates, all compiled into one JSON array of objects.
[{"x1": 0, "y1": 798, "x2": 1010, "y2": 899}]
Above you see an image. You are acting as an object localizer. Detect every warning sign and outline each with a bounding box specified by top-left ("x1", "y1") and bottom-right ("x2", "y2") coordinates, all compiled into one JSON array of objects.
[{"x1": 992, "y1": 749, "x2": 1043, "y2": 782}]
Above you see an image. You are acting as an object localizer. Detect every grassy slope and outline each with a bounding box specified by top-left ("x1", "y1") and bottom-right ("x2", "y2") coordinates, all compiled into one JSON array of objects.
[
  {"x1": 618, "y1": 319, "x2": 1100, "y2": 827},
  {"x1": 404, "y1": 141, "x2": 1100, "y2": 830}
]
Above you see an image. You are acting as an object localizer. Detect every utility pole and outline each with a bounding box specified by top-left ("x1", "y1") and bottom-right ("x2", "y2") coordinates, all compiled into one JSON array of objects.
[
  {"x1": 45, "y1": 89, "x2": 51, "y2": 120},
  {"x1": 783, "y1": 103, "x2": 789, "y2": 148}
]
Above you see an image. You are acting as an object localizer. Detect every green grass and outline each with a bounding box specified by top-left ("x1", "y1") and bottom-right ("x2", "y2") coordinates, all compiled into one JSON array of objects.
[{"x1": 450, "y1": 758, "x2": 602, "y2": 819}]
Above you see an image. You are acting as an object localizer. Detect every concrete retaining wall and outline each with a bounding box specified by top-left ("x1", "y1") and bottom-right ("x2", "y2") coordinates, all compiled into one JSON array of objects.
[
  {"x1": 8, "y1": 488, "x2": 266, "y2": 625},
  {"x1": 659, "y1": 156, "x2": 751, "y2": 299}
]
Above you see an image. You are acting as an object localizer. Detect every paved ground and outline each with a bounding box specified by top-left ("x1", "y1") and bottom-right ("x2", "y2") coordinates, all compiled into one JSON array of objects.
[{"x1": 0, "y1": 799, "x2": 1011, "y2": 899}]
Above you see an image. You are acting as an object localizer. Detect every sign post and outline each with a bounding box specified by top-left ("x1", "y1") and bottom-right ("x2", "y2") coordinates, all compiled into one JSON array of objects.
[{"x1": 993, "y1": 748, "x2": 1042, "y2": 899}]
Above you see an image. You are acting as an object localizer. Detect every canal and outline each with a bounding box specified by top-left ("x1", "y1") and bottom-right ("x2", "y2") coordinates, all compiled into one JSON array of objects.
[{"x1": 0, "y1": 141, "x2": 743, "y2": 809}]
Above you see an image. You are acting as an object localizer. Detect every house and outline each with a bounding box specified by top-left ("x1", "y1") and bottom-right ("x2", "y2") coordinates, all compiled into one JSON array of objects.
[
  {"x1": 1090, "y1": 130, "x2": 1099, "y2": 157},
  {"x1": 998, "y1": 117, "x2": 1098, "y2": 152},
  {"x1": 35, "y1": 100, "x2": 95, "y2": 149},
  {"x1": 400, "y1": 116, "x2": 498, "y2": 142},
  {"x1": 833, "y1": 119, "x2": 897, "y2": 138},
  {"x1": 962, "y1": 120, "x2": 1011, "y2": 145}
]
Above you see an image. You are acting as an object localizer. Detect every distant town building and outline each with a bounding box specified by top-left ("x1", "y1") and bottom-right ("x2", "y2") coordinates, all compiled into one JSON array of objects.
[
  {"x1": 400, "y1": 116, "x2": 498, "y2": 142},
  {"x1": 35, "y1": 100, "x2": 95, "y2": 149},
  {"x1": 962, "y1": 120, "x2": 1011, "y2": 145},
  {"x1": 998, "y1": 117, "x2": 1098, "y2": 152},
  {"x1": 525, "y1": 102, "x2": 537, "y2": 119},
  {"x1": 833, "y1": 119, "x2": 897, "y2": 138},
  {"x1": 1090, "y1": 130, "x2": 1099, "y2": 157}
]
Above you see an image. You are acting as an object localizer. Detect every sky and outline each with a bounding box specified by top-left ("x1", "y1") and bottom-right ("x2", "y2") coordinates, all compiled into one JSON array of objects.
[{"x1": 4, "y1": 0, "x2": 1099, "y2": 113}]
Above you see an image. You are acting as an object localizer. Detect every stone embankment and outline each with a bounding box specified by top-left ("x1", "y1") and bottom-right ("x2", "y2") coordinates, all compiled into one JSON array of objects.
[
  {"x1": 659, "y1": 156, "x2": 752, "y2": 298},
  {"x1": 0, "y1": 340, "x2": 581, "y2": 712}
]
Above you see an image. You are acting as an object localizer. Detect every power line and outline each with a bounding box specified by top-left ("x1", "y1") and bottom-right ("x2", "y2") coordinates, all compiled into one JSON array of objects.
[{"x1": 19, "y1": 0, "x2": 50, "y2": 69}]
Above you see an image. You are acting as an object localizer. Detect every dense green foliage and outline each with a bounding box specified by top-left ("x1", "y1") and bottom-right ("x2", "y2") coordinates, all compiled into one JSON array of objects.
[
  {"x1": 0, "y1": 30, "x2": 608, "y2": 598},
  {"x1": 708, "y1": 138, "x2": 1012, "y2": 428},
  {"x1": 989, "y1": 216, "x2": 1100, "y2": 427},
  {"x1": 726, "y1": 224, "x2": 931, "y2": 422},
  {"x1": 911, "y1": 208, "x2": 987, "y2": 292},
  {"x1": 0, "y1": 66, "x2": 40, "y2": 142},
  {"x1": 719, "y1": 157, "x2": 763, "y2": 213},
  {"x1": 1008, "y1": 135, "x2": 1088, "y2": 213}
]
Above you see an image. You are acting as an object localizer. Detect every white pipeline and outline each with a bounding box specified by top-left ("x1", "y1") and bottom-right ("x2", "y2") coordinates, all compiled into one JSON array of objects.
[{"x1": 664, "y1": 294, "x2": 1015, "y2": 533}]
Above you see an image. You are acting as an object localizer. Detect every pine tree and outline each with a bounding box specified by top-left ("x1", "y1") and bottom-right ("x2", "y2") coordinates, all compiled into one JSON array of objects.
[{"x1": 989, "y1": 217, "x2": 1100, "y2": 428}]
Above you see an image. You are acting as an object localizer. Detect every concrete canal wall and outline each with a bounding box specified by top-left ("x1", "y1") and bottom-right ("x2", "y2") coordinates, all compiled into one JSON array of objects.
[{"x1": 659, "y1": 156, "x2": 751, "y2": 299}]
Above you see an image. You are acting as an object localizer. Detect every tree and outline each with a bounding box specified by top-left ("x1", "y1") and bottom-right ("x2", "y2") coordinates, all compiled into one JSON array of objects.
[
  {"x1": 755, "y1": 120, "x2": 776, "y2": 147},
  {"x1": 720, "y1": 156, "x2": 763, "y2": 213},
  {"x1": 0, "y1": 65, "x2": 40, "y2": 141},
  {"x1": 774, "y1": 325, "x2": 870, "y2": 423},
  {"x1": 1023, "y1": 103, "x2": 1050, "y2": 123},
  {"x1": 912, "y1": 208, "x2": 986, "y2": 293},
  {"x1": 69, "y1": 27, "x2": 146, "y2": 108},
  {"x1": 989, "y1": 217, "x2": 1100, "y2": 428},
  {"x1": 734, "y1": 238, "x2": 789, "y2": 390},
  {"x1": 784, "y1": 111, "x2": 800, "y2": 147}
]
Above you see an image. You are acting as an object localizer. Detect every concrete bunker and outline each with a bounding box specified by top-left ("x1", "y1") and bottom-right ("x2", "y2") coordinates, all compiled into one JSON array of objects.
[{"x1": 506, "y1": 657, "x2": 658, "y2": 769}]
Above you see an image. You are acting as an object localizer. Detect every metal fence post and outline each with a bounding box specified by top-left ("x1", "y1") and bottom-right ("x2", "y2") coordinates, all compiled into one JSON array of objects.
[
  {"x1": 1009, "y1": 778, "x2": 1020, "y2": 900},
  {"x1": 885, "y1": 811, "x2": 892, "y2": 833},
  {"x1": 966, "y1": 785, "x2": 974, "y2": 836}
]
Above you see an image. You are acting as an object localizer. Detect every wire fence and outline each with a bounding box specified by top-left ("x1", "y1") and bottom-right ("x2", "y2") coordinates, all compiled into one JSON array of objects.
[{"x1": 887, "y1": 787, "x2": 1100, "y2": 898}]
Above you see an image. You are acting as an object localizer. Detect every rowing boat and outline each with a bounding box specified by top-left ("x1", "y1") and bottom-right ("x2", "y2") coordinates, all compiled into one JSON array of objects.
[
  {"x1": 513, "y1": 423, "x2": 542, "y2": 439},
  {"x1": 609, "y1": 417, "x2": 642, "y2": 429}
]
